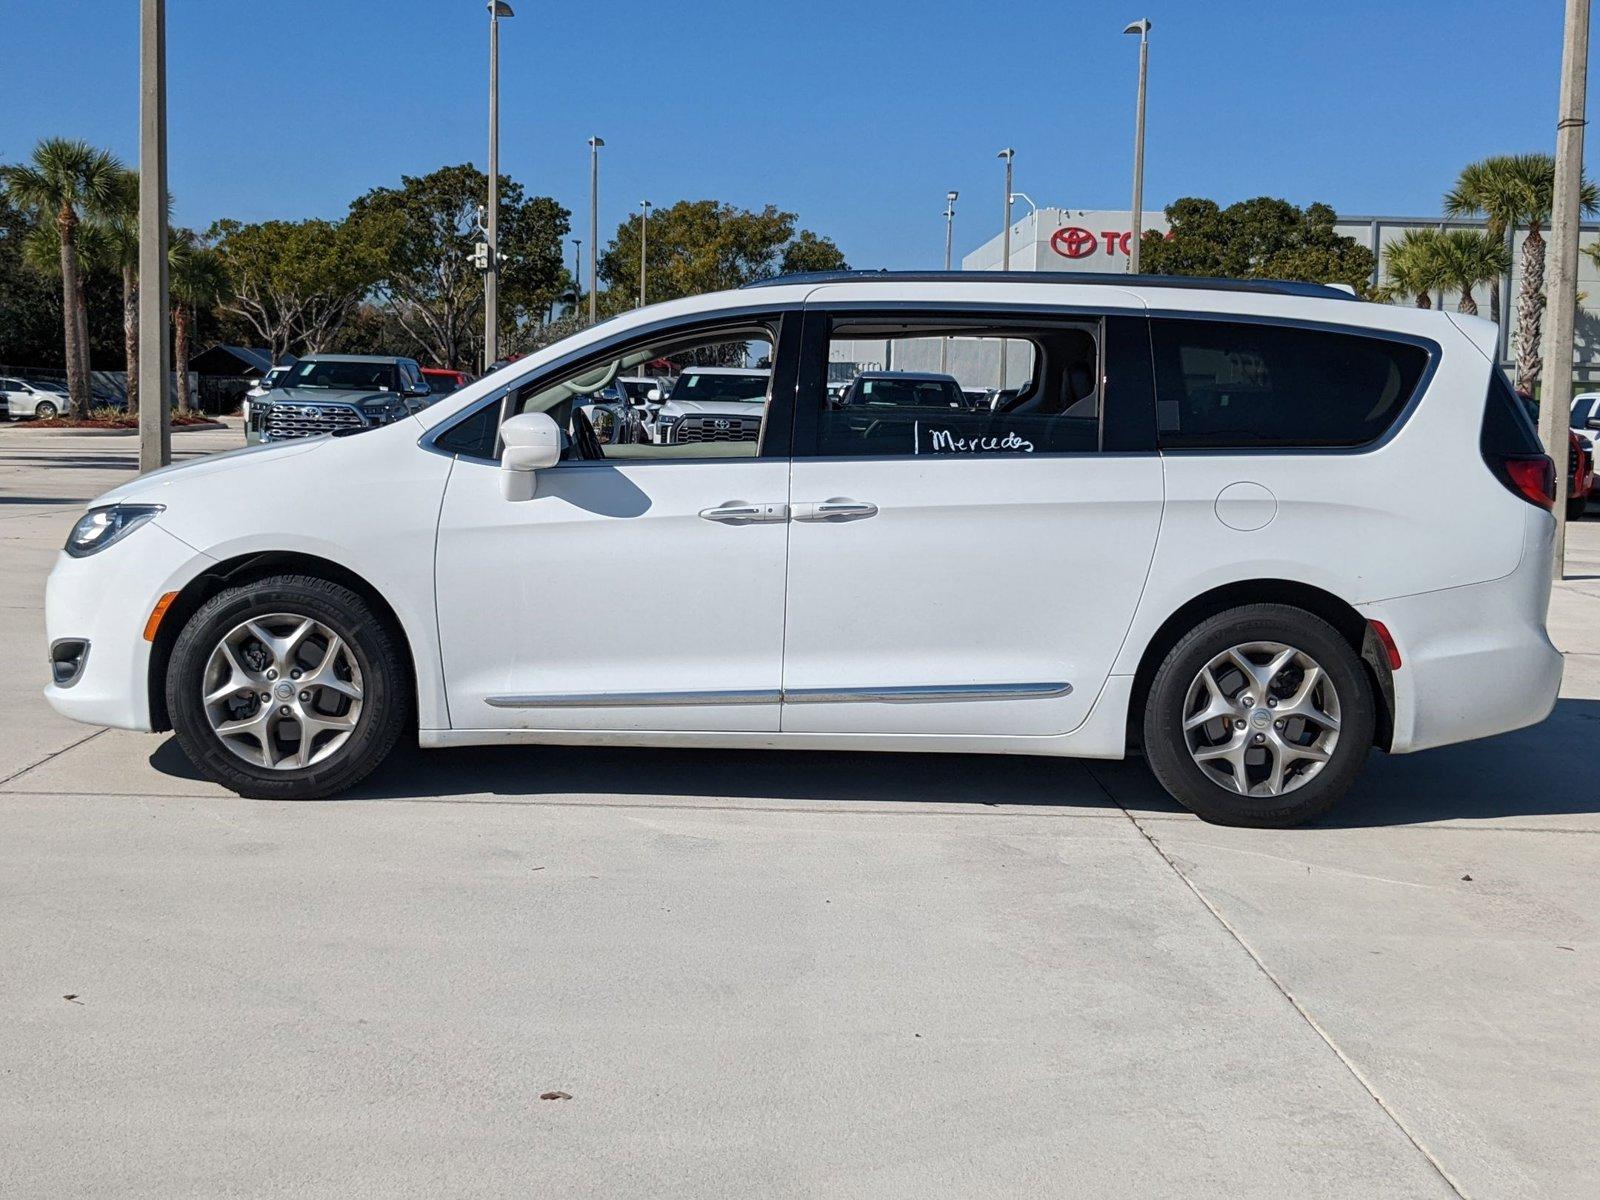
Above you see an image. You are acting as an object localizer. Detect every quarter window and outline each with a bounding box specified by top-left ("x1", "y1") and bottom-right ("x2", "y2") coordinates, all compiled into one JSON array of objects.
[{"x1": 1152, "y1": 319, "x2": 1430, "y2": 449}]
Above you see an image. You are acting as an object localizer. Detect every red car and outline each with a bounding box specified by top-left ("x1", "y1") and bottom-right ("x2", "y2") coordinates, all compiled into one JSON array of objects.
[
  {"x1": 1518, "y1": 389, "x2": 1591, "y2": 519},
  {"x1": 421, "y1": 367, "x2": 471, "y2": 397}
]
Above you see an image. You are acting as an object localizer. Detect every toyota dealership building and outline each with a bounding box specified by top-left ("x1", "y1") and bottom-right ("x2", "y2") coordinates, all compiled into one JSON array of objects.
[{"x1": 961, "y1": 207, "x2": 1600, "y2": 380}]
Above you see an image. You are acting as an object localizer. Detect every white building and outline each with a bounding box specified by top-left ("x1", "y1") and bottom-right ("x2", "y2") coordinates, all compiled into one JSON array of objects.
[{"x1": 961, "y1": 206, "x2": 1600, "y2": 380}]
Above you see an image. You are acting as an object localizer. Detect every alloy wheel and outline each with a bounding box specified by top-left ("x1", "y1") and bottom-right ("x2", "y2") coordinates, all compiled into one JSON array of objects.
[
  {"x1": 201, "y1": 613, "x2": 364, "y2": 770},
  {"x1": 1181, "y1": 641, "x2": 1341, "y2": 797}
]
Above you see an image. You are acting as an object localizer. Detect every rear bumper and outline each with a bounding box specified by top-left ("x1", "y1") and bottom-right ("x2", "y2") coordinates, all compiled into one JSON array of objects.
[{"x1": 1364, "y1": 514, "x2": 1561, "y2": 754}]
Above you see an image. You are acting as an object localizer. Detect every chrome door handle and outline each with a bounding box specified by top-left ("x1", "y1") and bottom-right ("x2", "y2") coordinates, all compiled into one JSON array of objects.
[
  {"x1": 793, "y1": 498, "x2": 878, "y2": 522},
  {"x1": 699, "y1": 501, "x2": 789, "y2": 524}
]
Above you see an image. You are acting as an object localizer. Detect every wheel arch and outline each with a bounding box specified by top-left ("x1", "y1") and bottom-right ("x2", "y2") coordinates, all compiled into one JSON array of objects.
[
  {"x1": 148, "y1": 551, "x2": 418, "y2": 732},
  {"x1": 1125, "y1": 578, "x2": 1394, "y2": 753}
]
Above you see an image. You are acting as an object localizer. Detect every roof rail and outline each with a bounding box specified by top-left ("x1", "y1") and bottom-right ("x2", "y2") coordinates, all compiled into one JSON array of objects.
[{"x1": 742, "y1": 269, "x2": 1363, "y2": 302}]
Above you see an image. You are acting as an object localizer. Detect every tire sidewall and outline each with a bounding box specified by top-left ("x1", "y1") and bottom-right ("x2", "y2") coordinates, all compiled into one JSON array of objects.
[
  {"x1": 167, "y1": 578, "x2": 404, "y2": 799},
  {"x1": 1144, "y1": 605, "x2": 1374, "y2": 827}
]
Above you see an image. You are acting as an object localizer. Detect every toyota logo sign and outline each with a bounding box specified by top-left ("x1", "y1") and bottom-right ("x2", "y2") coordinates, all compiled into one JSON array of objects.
[{"x1": 1050, "y1": 227, "x2": 1099, "y2": 259}]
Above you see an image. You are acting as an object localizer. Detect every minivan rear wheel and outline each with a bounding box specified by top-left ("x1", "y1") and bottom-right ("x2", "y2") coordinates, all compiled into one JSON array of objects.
[
  {"x1": 1142, "y1": 604, "x2": 1374, "y2": 827},
  {"x1": 166, "y1": 574, "x2": 409, "y2": 799}
]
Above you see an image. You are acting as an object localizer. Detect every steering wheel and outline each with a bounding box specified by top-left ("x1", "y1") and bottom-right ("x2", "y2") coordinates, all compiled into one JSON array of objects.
[{"x1": 571, "y1": 407, "x2": 605, "y2": 460}]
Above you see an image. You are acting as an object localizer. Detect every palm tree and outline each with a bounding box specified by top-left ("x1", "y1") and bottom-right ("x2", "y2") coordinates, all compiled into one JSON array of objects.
[
  {"x1": 98, "y1": 170, "x2": 143, "y2": 415},
  {"x1": 168, "y1": 233, "x2": 233, "y2": 414},
  {"x1": 1434, "y1": 229, "x2": 1512, "y2": 317},
  {"x1": 1382, "y1": 228, "x2": 1449, "y2": 308},
  {"x1": 0, "y1": 139, "x2": 125, "y2": 418},
  {"x1": 1445, "y1": 154, "x2": 1599, "y2": 392}
]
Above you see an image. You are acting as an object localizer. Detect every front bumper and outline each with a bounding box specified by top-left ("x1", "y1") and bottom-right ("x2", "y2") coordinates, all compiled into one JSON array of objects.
[{"x1": 43, "y1": 523, "x2": 212, "y2": 731}]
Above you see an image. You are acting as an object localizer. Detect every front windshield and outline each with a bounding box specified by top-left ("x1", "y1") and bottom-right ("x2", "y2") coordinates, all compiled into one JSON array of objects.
[
  {"x1": 669, "y1": 372, "x2": 769, "y2": 402},
  {"x1": 619, "y1": 379, "x2": 656, "y2": 402},
  {"x1": 283, "y1": 360, "x2": 400, "y2": 392}
]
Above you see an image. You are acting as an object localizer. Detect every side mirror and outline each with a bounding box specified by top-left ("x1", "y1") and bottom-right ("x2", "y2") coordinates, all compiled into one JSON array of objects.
[
  {"x1": 647, "y1": 387, "x2": 663, "y2": 402},
  {"x1": 1587, "y1": 417, "x2": 1600, "y2": 431},
  {"x1": 500, "y1": 411, "x2": 562, "y2": 500}
]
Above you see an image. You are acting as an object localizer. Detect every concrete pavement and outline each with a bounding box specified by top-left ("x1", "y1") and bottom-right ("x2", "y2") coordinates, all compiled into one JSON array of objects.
[{"x1": 1, "y1": 422, "x2": 1595, "y2": 1198}]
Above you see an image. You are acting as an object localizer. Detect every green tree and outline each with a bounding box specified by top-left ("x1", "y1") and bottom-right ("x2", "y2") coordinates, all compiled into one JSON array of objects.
[
  {"x1": 95, "y1": 170, "x2": 143, "y2": 413},
  {"x1": 348, "y1": 163, "x2": 569, "y2": 370},
  {"x1": 1139, "y1": 197, "x2": 1376, "y2": 292},
  {"x1": 1378, "y1": 228, "x2": 1449, "y2": 308},
  {"x1": 208, "y1": 217, "x2": 388, "y2": 360},
  {"x1": 1432, "y1": 229, "x2": 1511, "y2": 317},
  {"x1": 168, "y1": 231, "x2": 233, "y2": 413},
  {"x1": 0, "y1": 139, "x2": 125, "y2": 417},
  {"x1": 1445, "y1": 154, "x2": 1599, "y2": 392},
  {"x1": 0, "y1": 189, "x2": 64, "y2": 367},
  {"x1": 597, "y1": 200, "x2": 847, "y2": 315}
]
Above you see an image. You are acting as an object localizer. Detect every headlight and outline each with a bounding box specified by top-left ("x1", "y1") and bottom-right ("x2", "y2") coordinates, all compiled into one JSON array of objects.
[{"x1": 65, "y1": 504, "x2": 164, "y2": 558}]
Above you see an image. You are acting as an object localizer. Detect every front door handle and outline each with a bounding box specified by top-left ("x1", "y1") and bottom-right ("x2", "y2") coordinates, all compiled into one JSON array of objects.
[
  {"x1": 793, "y1": 498, "x2": 879, "y2": 522},
  {"x1": 699, "y1": 501, "x2": 789, "y2": 524}
]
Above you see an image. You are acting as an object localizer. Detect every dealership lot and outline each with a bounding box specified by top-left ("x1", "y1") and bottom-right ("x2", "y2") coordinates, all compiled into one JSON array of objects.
[{"x1": 2, "y1": 424, "x2": 1597, "y2": 1198}]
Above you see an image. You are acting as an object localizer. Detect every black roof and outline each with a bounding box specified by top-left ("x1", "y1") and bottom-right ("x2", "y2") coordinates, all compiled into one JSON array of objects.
[{"x1": 743, "y1": 269, "x2": 1361, "y2": 302}]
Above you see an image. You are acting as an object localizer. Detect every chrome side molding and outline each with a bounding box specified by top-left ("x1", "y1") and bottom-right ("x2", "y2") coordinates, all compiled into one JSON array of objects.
[{"x1": 486, "y1": 681, "x2": 1071, "y2": 708}]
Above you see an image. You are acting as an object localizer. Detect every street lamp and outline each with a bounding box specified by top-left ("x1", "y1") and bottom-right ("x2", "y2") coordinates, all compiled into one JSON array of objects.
[
  {"x1": 587, "y1": 136, "x2": 604, "y2": 323},
  {"x1": 639, "y1": 199, "x2": 652, "y2": 307},
  {"x1": 484, "y1": 0, "x2": 513, "y2": 369},
  {"x1": 1124, "y1": 18, "x2": 1151, "y2": 274},
  {"x1": 997, "y1": 148, "x2": 1015, "y2": 389},
  {"x1": 941, "y1": 190, "x2": 958, "y2": 372}
]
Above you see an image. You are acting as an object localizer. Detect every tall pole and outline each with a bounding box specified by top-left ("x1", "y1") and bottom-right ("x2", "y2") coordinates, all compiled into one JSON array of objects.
[
  {"x1": 1125, "y1": 18, "x2": 1152, "y2": 274},
  {"x1": 587, "y1": 136, "x2": 604, "y2": 323},
  {"x1": 940, "y1": 189, "x2": 958, "y2": 373},
  {"x1": 571, "y1": 238, "x2": 581, "y2": 315},
  {"x1": 639, "y1": 200, "x2": 651, "y2": 307},
  {"x1": 484, "y1": 3, "x2": 510, "y2": 368},
  {"x1": 998, "y1": 149, "x2": 1014, "y2": 390},
  {"x1": 138, "y1": 0, "x2": 170, "y2": 471},
  {"x1": 1540, "y1": 0, "x2": 1590, "y2": 577}
]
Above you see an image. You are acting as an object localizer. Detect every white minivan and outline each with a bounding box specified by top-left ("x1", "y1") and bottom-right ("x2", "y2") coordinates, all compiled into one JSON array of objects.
[{"x1": 43, "y1": 273, "x2": 1563, "y2": 827}]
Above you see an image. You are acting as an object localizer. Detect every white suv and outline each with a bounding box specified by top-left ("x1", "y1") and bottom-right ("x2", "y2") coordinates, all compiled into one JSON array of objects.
[{"x1": 42, "y1": 273, "x2": 1563, "y2": 827}]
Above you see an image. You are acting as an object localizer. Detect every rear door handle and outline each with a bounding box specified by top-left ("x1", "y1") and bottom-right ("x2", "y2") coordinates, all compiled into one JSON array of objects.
[
  {"x1": 699, "y1": 501, "x2": 789, "y2": 524},
  {"x1": 793, "y1": 498, "x2": 879, "y2": 522}
]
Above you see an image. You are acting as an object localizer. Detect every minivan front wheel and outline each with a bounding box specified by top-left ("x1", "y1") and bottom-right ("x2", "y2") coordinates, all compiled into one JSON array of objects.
[
  {"x1": 1142, "y1": 604, "x2": 1374, "y2": 827},
  {"x1": 166, "y1": 575, "x2": 409, "y2": 799}
]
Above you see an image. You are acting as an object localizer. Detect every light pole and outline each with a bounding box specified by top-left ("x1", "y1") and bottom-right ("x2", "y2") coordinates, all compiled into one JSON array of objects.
[
  {"x1": 638, "y1": 199, "x2": 652, "y2": 307},
  {"x1": 484, "y1": 1, "x2": 513, "y2": 369},
  {"x1": 940, "y1": 190, "x2": 958, "y2": 373},
  {"x1": 138, "y1": 0, "x2": 170, "y2": 471},
  {"x1": 587, "y1": 136, "x2": 604, "y2": 323},
  {"x1": 570, "y1": 238, "x2": 581, "y2": 316},
  {"x1": 1124, "y1": 18, "x2": 1152, "y2": 274},
  {"x1": 998, "y1": 148, "x2": 1014, "y2": 389},
  {"x1": 1540, "y1": 0, "x2": 1591, "y2": 575}
]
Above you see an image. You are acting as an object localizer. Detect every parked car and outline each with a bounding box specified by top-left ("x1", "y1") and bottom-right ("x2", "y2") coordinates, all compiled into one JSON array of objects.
[
  {"x1": 0, "y1": 376, "x2": 69, "y2": 419},
  {"x1": 1519, "y1": 391, "x2": 1590, "y2": 520},
  {"x1": 839, "y1": 371, "x2": 967, "y2": 409},
  {"x1": 44, "y1": 271, "x2": 1563, "y2": 828},
  {"x1": 247, "y1": 354, "x2": 432, "y2": 443},
  {"x1": 654, "y1": 366, "x2": 771, "y2": 444},
  {"x1": 1571, "y1": 391, "x2": 1600, "y2": 451},
  {"x1": 421, "y1": 367, "x2": 471, "y2": 396}
]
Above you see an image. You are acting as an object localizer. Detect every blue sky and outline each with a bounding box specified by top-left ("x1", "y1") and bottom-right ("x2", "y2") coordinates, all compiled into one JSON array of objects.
[{"x1": 3, "y1": 0, "x2": 1596, "y2": 270}]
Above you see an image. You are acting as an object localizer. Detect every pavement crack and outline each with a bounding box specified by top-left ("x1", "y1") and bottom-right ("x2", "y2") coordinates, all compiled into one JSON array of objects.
[
  {"x1": 0, "y1": 728, "x2": 107, "y2": 789},
  {"x1": 1086, "y1": 762, "x2": 1470, "y2": 1200}
]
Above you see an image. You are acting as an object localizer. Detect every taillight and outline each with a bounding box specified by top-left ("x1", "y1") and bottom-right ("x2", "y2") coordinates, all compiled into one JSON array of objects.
[
  {"x1": 1499, "y1": 455, "x2": 1556, "y2": 510},
  {"x1": 1367, "y1": 620, "x2": 1402, "y2": 670}
]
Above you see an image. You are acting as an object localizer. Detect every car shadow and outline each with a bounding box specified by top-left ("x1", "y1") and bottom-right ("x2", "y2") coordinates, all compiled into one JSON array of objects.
[{"x1": 147, "y1": 698, "x2": 1600, "y2": 828}]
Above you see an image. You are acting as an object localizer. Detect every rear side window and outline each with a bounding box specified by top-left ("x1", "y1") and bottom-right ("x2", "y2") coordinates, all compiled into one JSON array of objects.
[
  {"x1": 1152, "y1": 319, "x2": 1430, "y2": 449},
  {"x1": 1480, "y1": 371, "x2": 1543, "y2": 457}
]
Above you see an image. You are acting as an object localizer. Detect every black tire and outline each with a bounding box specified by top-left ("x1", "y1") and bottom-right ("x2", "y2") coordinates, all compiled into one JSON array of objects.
[
  {"x1": 1141, "y1": 603, "x2": 1375, "y2": 828},
  {"x1": 1567, "y1": 494, "x2": 1588, "y2": 522},
  {"x1": 166, "y1": 574, "x2": 410, "y2": 799},
  {"x1": 33, "y1": 399, "x2": 58, "y2": 420}
]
